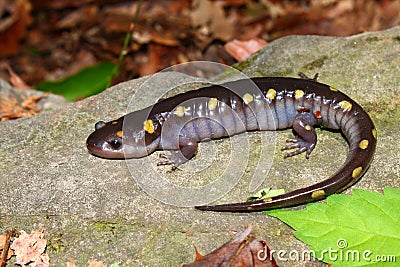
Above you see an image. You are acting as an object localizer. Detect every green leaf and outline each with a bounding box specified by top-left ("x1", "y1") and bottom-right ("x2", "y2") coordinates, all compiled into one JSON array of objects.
[
  {"x1": 35, "y1": 61, "x2": 117, "y2": 101},
  {"x1": 267, "y1": 187, "x2": 400, "y2": 266},
  {"x1": 247, "y1": 188, "x2": 286, "y2": 201}
]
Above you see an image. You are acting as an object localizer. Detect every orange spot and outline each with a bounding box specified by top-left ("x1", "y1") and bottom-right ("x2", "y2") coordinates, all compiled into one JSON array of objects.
[
  {"x1": 314, "y1": 110, "x2": 322, "y2": 119},
  {"x1": 297, "y1": 107, "x2": 310, "y2": 112}
]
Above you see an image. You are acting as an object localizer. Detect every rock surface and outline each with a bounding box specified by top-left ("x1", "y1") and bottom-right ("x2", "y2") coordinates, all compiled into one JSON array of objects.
[{"x1": 1, "y1": 26, "x2": 400, "y2": 266}]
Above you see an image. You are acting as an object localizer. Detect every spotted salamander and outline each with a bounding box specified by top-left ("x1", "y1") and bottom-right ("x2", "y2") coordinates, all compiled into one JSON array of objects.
[{"x1": 86, "y1": 76, "x2": 376, "y2": 212}]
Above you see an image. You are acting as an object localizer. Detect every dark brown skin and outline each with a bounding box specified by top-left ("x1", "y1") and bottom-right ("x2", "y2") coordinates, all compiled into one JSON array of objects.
[{"x1": 87, "y1": 77, "x2": 377, "y2": 212}]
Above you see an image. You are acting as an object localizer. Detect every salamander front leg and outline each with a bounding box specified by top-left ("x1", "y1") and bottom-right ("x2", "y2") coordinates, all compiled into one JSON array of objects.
[
  {"x1": 281, "y1": 111, "x2": 319, "y2": 159},
  {"x1": 158, "y1": 137, "x2": 198, "y2": 169}
]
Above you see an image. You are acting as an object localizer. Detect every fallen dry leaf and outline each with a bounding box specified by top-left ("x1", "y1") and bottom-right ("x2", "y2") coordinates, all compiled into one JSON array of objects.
[
  {"x1": 182, "y1": 225, "x2": 279, "y2": 267},
  {"x1": 10, "y1": 227, "x2": 49, "y2": 267},
  {"x1": 87, "y1": 260, "x2": 107, "y2": 267},
  {"x1": 0, "y1": 90, "x2": 49, "y2": 121},
  {"x1": 65, "y1": 258, "x2": 110, "y2": 267},
  {"x1": 225, "y1": 38, "x2": 268, "y2": 61},
  {"x1": 191, "y1": 0, "x2": 235, "y2": 42},
  {"x1": 34, "y1": 253, "x2": 50, "y2": 267},
  {"x1": 7, "y1": 64, "x2": 32, "y2": 90},
  {"x1": 0, "y1": 231, "x2": 15, "y2": 267},
  {"x1": 55, "y1": 5, "x2": 98, "y2": 29},
  {"x1": 65, "y1": 258, "x2": 76, "y2": 267},
  {"x1": 0, "y1": 0, "x2": 32, "y2": 56}
]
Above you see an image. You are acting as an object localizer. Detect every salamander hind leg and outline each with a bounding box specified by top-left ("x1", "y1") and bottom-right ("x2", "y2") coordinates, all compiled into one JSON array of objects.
[{"x1": 281, "y1": 111, "x2": 320, "y2": 159}]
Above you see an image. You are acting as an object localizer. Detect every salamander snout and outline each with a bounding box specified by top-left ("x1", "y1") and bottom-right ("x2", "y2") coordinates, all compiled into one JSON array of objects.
[{"x1": 86, "y1": 120, "x2": 125, "y2": 159}]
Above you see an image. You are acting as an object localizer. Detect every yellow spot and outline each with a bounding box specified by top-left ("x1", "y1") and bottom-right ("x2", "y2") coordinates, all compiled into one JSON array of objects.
[
  {"x1": 143, "y1": 119, "x2": 155, "y2": 134},
  {"x1": 116, "y1": 131, "x2": 123, "y2": 138},
  {"x1": 352, "y1": 167, "x2": 363, "y2": 179},
  {"x1": 174, "y1": 106, "x2": 186, "y2": 117},
  {"x1": 339, "y1": 100, "x2": 352, "y2": 111},
  {"x1": 243, "y1": 93, "x2": 254, "y2": 104},
  {"x1": 263, "y1": 198, "x2": 273, "y2": 203},
  {"x1": 247, "y1": 206, "x2": 253, "y2": 210},
  {"x1": 311, "y1": 190, "x2": 325, "y2": 199},
  {"x1": 359, "y1": 139, "x2": 369, "y2": 150},
  {"x1": 208, "y1": 98, "x2": 218, "y2": 111},
  {"x1": 266, "y1": 89, "x2": 276, "y2": 100},
  {"x1": 111, "y1": 121, "x2": 118, "y2": 125},
  {"x1": 305, "y1": 125, "x2": 311, "y2": 131},
  {"x1": 295, "y1": 89, "x2": 305, "y2": 99},
  {"x1": 330, "y1": 86, "x2": 339, "y2": 91},
  {"x1": 372, "y1": 128, "x2": 377, "y2": 139}
]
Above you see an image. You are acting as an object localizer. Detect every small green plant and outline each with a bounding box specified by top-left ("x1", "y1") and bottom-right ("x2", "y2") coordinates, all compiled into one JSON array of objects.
[
  {"x1": 35, "y1": 62, "x2": 116, "y2": 101},
  {"x1": 35, "y1": 1, "x2": 143, "y2": 102},
  {"x1": 267, "y1": 187, "x2": 400, "y2": 266}
]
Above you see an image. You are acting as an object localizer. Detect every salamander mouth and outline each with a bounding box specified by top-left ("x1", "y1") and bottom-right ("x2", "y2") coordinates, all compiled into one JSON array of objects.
[
  {"x1": 86, "y1": 136, "x2": 105, "y2": 158},
  {"x1": 86, "y1": 139, "x2": 101, "y2": 156}
]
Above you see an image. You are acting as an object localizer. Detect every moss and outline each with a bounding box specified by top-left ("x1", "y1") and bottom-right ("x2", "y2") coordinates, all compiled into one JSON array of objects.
[
  {"x1": 302, "y1": 55, "x2": 328, "y2": 71},
  {"x1": 365, "y1": 36, "x2": 380, "y2": 43},
  {"x1": 47, "y1": 232, "x2": 65, "y2": 253},
  {"x1": 392, "y1": 36, "x2": 400, "y2": 42},
  {"x1": 91, "y1": 220, "x2": 141, "y2": 233}
]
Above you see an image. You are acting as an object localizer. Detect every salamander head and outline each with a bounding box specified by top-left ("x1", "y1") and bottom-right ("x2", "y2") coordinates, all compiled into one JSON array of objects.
[{"x1": 86, "y1": 117, "x2": 160, "y2": 159}]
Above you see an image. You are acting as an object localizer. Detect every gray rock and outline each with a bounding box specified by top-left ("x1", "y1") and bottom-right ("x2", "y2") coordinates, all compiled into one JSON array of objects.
[{"x1": 1, "y1": 26, "x2": 399, "y2": 266}]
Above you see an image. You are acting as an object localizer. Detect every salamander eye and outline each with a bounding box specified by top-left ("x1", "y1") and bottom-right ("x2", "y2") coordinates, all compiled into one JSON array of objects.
[
  {"x1": 109, "y1": 137, "x2": 122, "y2": 149},
  {"x1": 95, "y1": 121, "x2": 106, "y2": 130}
]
